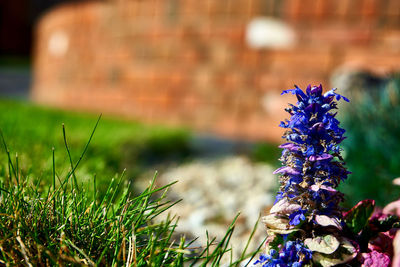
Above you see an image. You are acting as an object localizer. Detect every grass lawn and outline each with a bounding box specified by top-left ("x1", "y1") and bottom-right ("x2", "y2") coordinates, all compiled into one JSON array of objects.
[
  {"x1": 0, "y1": 99, "x2": 260, "y2": 265},
  {"x1": 0, "y1": 99, "x2": 190, "y2": 195}
]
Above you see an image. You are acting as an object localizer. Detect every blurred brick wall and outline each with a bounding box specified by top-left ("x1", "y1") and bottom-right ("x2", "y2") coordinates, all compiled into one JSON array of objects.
[{"x1": 32, "y1": 0, "x2": 400, "y2": 141}]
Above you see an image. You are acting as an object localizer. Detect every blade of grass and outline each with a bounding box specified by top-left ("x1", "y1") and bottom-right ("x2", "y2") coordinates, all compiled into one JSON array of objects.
[
  {"x1": 62, "y1": 123, "x2": 79, "y2": 192},
  {"x1": 64, "y1": 238, "x2": 95, "y2": 266},
  {"x1": 0, "y1": 129, "x2": 18, "y2": 185},
  {"x1": 238, "y1": 215, "x2": 261, "y2": 264},
  {"x1": 46, "y1": 115, "x2": 101, "y2": 204}
]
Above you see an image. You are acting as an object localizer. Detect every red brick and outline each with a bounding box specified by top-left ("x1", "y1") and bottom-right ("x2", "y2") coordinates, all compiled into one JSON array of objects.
[
  {"x1": 342, "y1": 48, "x2": 400, "y2": 74},
  {"x1": 238, "y1": 114, "x2": 283, "y2": 142},
  {"x1": 213, "y1": 115, "x2": 239, "y2": 138},
  {"x1": 333, "y1": 0, "x2": 353, "y2": 21},
  {"x1": 360, "y1": 0, "x2": 379, "y2": 22},
  {"x1": 208, "y1": 42, "x2": 235, "y2": 68},
  {"x1": 283, "y1": 0, "x2": 303, "y2": 22},
  {"x1": 253, "y1": 73, "x2": 283, "y2": 93},
  {"x1": 307, "y1": 26, "x2": 372, "y2": 46},
  {"x1": 192, "y1": 68, "x2": 215, "y2": 90},
  {"x1": 312, "y1": 0, "x2": 330, "y2": 21},
  {"x1": 237, "y1": 50, "x2": 261, "y2": 68},
  {"x1": 384, "y1": 0, "x2": 400, "y2": 26},
  {"x1": 280, "y1": 74, "x2": 329, "y2": 91},
  {"x1": 32, "y1": 0, "x2": 400, "y2": 142},
  {"x1": 269, "y1": 48, "x2": 332, "y2": 75},
  {"x1": 378, "y1": 30, "x2": 400, "y2": 50}
]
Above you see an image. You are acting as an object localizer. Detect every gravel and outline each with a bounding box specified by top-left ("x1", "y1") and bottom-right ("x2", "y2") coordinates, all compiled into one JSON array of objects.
[{"x1": 142, "y1": 156, "x2": 278, "y2": 263}]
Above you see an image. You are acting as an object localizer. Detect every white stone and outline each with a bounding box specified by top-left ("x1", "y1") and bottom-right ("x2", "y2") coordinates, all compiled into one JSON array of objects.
[
  {"x1": 245, "y1": 17, "x2": 296, "y2": 49},
  {"x1": 145, "y1": 156, "x2": 277, "y2": 263},
  {"x1": 48, "y1": 30, "x2": 69, "y2": 57}
]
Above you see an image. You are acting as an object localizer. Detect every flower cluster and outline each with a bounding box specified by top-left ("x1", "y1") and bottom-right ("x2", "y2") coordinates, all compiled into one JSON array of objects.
[
  {"x1": 256, "y1": 84, "x2": 400, "y2": 266},
  {"x1": 275, "y1": 84, "x2": 349, "y2": 223},
  {"x1": 255, "y1": 240, "x2": 312, "y2": 267}
]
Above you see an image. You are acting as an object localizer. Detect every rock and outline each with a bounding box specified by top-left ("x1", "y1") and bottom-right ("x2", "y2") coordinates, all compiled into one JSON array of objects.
[
  {"x1": 245, "y1": 17, "x2": 296, "y2": 49},
  {"x1": 144, "y1": 156, "x2": 277, "y2": 263}
]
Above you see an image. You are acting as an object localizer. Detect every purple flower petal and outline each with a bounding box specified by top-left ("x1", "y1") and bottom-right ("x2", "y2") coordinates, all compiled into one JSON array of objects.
[
  {"x1": 281, "y1": 88, "x2": 297, "y2": 95},
  {"x1": 309, "y1": 153, "x2": 333, "y2": 161},
  {"x1": 310, "y1": 84, "x2": 322, "y2": 95},
  {"x1": 279, "y1": 143, "x2": 300, "y2": 151},
  {"x1": 324, "y1": 88, "x2": 349, "y2": 102},
  {"x1": 310, "y1": 184, "x2": 337, "y2": 193},
  {"x1": 317, "y1": 153, "x2": 333, "y2": 160},
  {"x1": 309, "y1": 155, "x2": 317, "y2": 161},
  {"x1": 273, "y1": 166, "x2": 301, "y2": 175},
  {"x1": 306, "y1": 84, "x2": 312, "y2": 95}
]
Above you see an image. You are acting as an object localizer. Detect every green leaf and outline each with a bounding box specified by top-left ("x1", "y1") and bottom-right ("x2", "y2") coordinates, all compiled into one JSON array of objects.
[
  {"x1": 304, "y1": 235, "x2": 340, "y2": 254},
  {"x1": 344, "y1": 199, "x2": 375, "y2": 234},
  {"x1": 371, "y1": 214, "x2": 400, "y2": 232},
  {"x1": 265, "y1": 233, "x2": 284, "y2": 252}
]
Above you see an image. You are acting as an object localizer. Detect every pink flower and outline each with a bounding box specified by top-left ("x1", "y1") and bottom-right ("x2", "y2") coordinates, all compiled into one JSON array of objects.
[
  {"x1": 383, "y1": 199, "x2": 400, "y2": 217},
  {"x1": 393, "y1": 231, "x2": 400, "y2": 267},
  {"x1": 361, "y1": 251, "x2": 390, "y2": 267}
]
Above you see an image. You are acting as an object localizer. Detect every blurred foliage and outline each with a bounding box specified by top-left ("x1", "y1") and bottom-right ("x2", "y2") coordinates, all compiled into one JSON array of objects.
[
  {"x1": 0, "y1": 56, "x2": 31, "y2": 69},
  {"x1": 0, "y1": 99, "x2": 190, "y2": 195},
  {"x1": 339, "y1": 73, "x2": 400, "y2": 208},
  {"x1": 251, "y1": 142, "x2": 281, "y2": 167}
]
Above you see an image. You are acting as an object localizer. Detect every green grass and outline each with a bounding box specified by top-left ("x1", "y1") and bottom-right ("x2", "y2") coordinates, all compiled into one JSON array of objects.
[
  {"x1": 0, "y1": 100, "x2": 262, "y2": 265},
  {"x1": 0, "y1": 135, "x2": 260, "y2": 266},
  {"x1": 0, "y1": 99, "x2": 190, "y2": 195},
  {"x1": 251, "y1": 142, "x2": 281, "y2": 167}
]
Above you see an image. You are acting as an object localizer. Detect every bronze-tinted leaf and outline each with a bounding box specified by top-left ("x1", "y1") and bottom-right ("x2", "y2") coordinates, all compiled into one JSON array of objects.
[
  {"x1": 312, "y1": 238, "x2": 358, "y2": 267},
  {"x1": 314, "y1": 215, "x2": 342, "y2": 230},
  {"x1": 304, "y1": 235, "x2": 340, "y2": 254}
]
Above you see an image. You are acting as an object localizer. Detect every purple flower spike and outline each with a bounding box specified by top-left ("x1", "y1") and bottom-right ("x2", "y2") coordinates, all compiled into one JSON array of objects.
[
  {"x1": 275, "y1": 84, "x2": 349, "y2": 217},
  {"x1": 258, "y1": 85, "x2": 349, "y2": 267}
]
